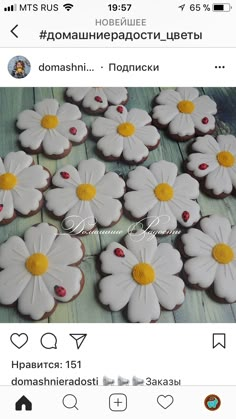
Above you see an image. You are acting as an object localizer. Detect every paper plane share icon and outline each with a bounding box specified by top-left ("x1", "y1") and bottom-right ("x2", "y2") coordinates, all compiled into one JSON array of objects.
[{"x1": 69, "y1": 334, "x2": 87, "y2": 349}]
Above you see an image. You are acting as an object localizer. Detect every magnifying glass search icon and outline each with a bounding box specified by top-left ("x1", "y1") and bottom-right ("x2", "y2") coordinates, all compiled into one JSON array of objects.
[{"x1": 62, "y1": 394, "x2": 78, "y2": 410}]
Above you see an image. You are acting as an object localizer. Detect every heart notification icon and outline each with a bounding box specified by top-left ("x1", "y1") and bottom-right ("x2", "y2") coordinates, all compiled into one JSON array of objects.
[
  {"x1": 10, "y1": 333, "x2": 28, "y2": 349},
  {"x1": 157, "y1": 395, "x2": 174, "y2": 409}
]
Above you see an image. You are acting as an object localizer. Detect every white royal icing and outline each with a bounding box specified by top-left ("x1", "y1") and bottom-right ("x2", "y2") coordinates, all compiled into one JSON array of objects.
[
  {"x1": 187, "y1": 134, "x2": 236, "y2": 196},
  {"x1": 66, "y1": 87, "x2": 128, "y2": 113},
  {"x1": 17, "y1": 98, "x2": 88, "y2": 157},
  {"x1": 0, "y1": 223, "x2": 84, "y2": 320},
  {"x1": 99, "y1": 229, "x2": 185, "y2": 322},
  {"x1": 182, "y1": 214, "x2": 236, "y2": 302},
  {"x1": 152, "y1": 87, "x2": 217, "y2": 138},
  {"x1": 0, "y1": 151, "x2": 50, "y2": 222},
  {"x1": 124, "y1": 160, "x2": 200, "y2": 233},
  {"x1": 92, "y1": 105, "x2": 160, "y2": 163},
  {"x1": 45, "y1": 158, "x2": 125, "y2": 234}
]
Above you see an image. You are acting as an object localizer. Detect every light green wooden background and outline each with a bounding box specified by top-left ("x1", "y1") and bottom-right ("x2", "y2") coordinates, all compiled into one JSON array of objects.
[{"x1": 0, "y1": 87, "x2": 236, "y2": 323}]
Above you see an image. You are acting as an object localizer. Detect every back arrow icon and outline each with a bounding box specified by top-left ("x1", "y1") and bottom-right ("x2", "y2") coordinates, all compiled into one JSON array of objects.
[{"x1": 11, "y1": 24, "x2": 18, "y2": 38}]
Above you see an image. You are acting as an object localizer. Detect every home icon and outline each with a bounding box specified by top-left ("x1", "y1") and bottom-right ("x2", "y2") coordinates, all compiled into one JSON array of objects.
[{"x1": 15, "y1": 395, "x2": 32, "y2": 411}]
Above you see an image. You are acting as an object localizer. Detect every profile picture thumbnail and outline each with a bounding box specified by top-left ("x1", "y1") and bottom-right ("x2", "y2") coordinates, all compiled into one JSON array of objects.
[{"x1": 8, "y1": 55, "x2": 31, "y2": 79}]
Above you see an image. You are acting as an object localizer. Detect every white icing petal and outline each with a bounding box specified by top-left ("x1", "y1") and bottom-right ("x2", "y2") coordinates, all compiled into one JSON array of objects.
[
  {"x1": 205, "y1": 166, "x2": 233, "y2": 195},
  {"x1": 147, "y1": 201, "x2": 177, "y2": 232},
  {"x1": 100, "y1": 242, "x2": 138, "y2": 275},
  {"x1": 134, "y1": 126, "x2": 160, "y2": 146},
  {"x1": 47, "y1": 235, "x2": 84, "y2": 265},
  {"x1": 149, "y1": 160, "x2": 178, "y2": 186},
  {"x1": 127, "y1": 284, "x2": 160, "y2": 322},
  {"x1": 92, "y1": 116, "x2": 118, "y2": 137},
  {"x1": 0, "y1": 236, "x2": 29, "y2": 268},
  {"x1": 17, "y1": 110, "x2": 42, "y2": 130},
  {"x1": 56, "y1": 102, "x2": 81, "y2": 121},
  {"x1": 0, "y1": 190, "x2": 14, "y2": 221},
  {"x1": 103, "y1": 87, "x2": 128, "y2": 105},
  {"x1": 24, "y1": 223, "x2": 58, "y2": 255},
  {"x1": 156, "y1": 89, "x2": 182, "y2": 106},
  {"x1": 4, "y1": 151, "x2": 32, "y2": 175},
  {"x1": 200, "y1": 215, "x2": 232, "y2": 244},
  {"x1": 122, "y1": 137, "x2": 149, "y2": 162},
  {"x1": 0, "y1": 157, "x2": 6, "y2": 174},
  {"x1": 127, "y1": 109, "x2": 151, "y2": 127},
  {"x1": 57, "y1": 120, "x2": 87, "y2": 143},
  {"x1": 191, "y1": 113, "x2": 216, "y2": 133},
  {"x1": 214, "y1": 263, "x2": 236, "y2": 303},
  {"x1": 42, "y1": 130, "x2": 70, "y2": 155},
  {"x1": 228, "y1": 166, "x2": 236, "y2": 189},
  {"x1": 193, "y1": 95, "x2": 217, "y2": 115},
  {"x1": 168, "y1": 113, "x2": 195, "y2": 136},
  {"x1": 96, "y1": 172, "x2": 125, "y2": 198},
  {"x1": 127, "y1": 166, "x2": 157, "y2": 191},
  {"x1": 52, "y1": 165, "x2": 81, "y2": 188},
  {"x1": 173, "y1": 173, "x2": 199, "y2": 199},
  {"x1": 66, "y1": 87, "x2": 90, "y2": 102},
  {"x1": 45, "y1": 187, "x2": 77, "y2": 216},
  {"x1": 228, "y1": 225, "x2": 236, "y2": 253},
  {"x1": 152, "y1": 275, "x2": 185, "y2": 310},
  {"x1": 124, "y1": 230, "x2": 157, "y2": 263},
  {"x1": 177, "y1": 87, "x2": 199, "y2": 101},
  {"x1": 152, "y1": 105, "x2": 179, "y2": 125},
  {"x1": 192, "y1": 135, "x2": 220, "y2": 154},
  {"x1": 97, "y1": 134, "x2": 123, "y2": 158},
  {"x1": 12, "y1": 187, "x2": 42, "y2": 215},
  {"x1": 217, "y1": 134, "x2": 236, "y2": 154},
  {"x1": 168, "y1": 197, "x2": 201, "y2": 228},
  {"x1": 64, "y1": 201, "x2": 96, "y2": 233},
  {"x1": 43, "y1": 265, "x2": 83, "y2": 302},
  {"x1": 91, "y1": 195, "x2": 122, "y2": 226},
  {"x1": 19, "y1": 127, "x2": 46, "y2": 150},
  {"x1": 83, "y1": 88, "x2": 108, "y2": 111},
  {"x1": 18, "y1": 277, "x2": 55, "y2": 320},
  {"x1": 184, "y1": 256, "x2": 217, "y2": 287},
  {"x1": 182, "y1": 228, "x2": 215, "y2": 257},
  {"x1": 17, "y1": 165, "x2": 49, "y2": 189},
  {"x1": 0, "y1": 265, "x2": 31, "y2": 305},
  {"x1": 151, "y1": 243, "x2": 183, "y2": 275},
  {"x1": 99, "y1": 274, "x2": 136, "y2": 311},
  {"x1": 34, "y1": 98, "x2": 59, "y2": 116},
  {"x1": 124, "y1": 190, "x2": 156, "y2": 218},
  {"x1": 104, "y1": 106, "x2": 128, "y2": 123},
  {"x1": 78, "y1": 159, "x2": 105, "y2": 185},
  {"x1": 187, "y1": 153, "x2": 219, "y2": 178}
]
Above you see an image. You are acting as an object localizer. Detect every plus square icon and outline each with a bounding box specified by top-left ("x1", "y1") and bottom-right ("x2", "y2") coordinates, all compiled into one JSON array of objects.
[{"x1": 109, "y1": 393, "x2": 127, "y2": 412}]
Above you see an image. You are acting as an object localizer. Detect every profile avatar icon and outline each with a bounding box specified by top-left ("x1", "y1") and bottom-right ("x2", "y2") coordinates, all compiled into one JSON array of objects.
[
  {"x1": 8, "y1": 55, "x2": 31, "y2": 79},
  {"x1": 204, "y1": 394, "x2": 221, "y2": 411}
]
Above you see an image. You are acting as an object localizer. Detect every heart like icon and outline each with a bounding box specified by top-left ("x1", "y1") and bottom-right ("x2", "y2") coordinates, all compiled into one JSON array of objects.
[
  {"x1": 10, "y1": 333, "x2": 28, "y2": 349},
  {"x1": 157, "y1": 395, "x2": 174, "y2": 409}
]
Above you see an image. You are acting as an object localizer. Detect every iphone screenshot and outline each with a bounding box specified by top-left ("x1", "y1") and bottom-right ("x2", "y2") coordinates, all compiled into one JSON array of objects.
[{"x1": 0, "y1": 0, "x2": 235, "y2": 417}]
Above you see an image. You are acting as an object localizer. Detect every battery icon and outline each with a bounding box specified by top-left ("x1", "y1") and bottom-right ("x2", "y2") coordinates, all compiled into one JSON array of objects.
[{"x1": 213, "y1": 3, "x2": 232, "y2": 11}]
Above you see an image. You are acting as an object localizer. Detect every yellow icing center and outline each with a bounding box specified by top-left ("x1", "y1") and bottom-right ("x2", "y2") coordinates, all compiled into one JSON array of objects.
[
  {"x1": 25, "y1": 253, "x2": 49, "y2": 275},
  {"x1": 217, "y1": 151, "x2": 235, "y2": 167},
  {"x1": 154, "y1": 183, "x2": 174, "y2": 201},
  {"x1": 117, "y1": 122, "x2": 136, "y2": 137},
  {"x1": 212, "y1": 243, "x2": 234, "y2": 264},
  {"x1": 41, "y1": 114, "x2": 59, "y2": 129},
  {"x1": 0, "y1": 173, "x2": 18, "y2": 190},
  {"x1": 132, "y1": 263, "x2": 155, "y2": 285},
  {"x1": 76, "y1": 183, "x2": 96, "y2": 201},
  {"x1": 177, "y1": 100, "x2": 195, "y2": 114}
]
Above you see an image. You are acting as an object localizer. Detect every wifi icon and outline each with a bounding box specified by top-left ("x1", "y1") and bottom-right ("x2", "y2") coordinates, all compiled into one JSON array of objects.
[{"x1": 63, "y1": 3, "x2": 74, "y2": 11}]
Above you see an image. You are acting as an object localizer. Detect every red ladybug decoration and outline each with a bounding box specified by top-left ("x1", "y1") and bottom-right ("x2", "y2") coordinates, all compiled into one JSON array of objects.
[
  {"x1": 198, "y1": 163, "x2": 209, "y2": 170},
  {"x1": 69, "y1": 127, "x2": 77, "y2": 135},
  {"x1": 60, "y1": 171, "x2": 70, "y2": 179},
  {"x1": 95, "y1": 96, "x2": 103, "y2": 103},
  {"x1": 114, "y1": 248, "x2": 125, "y2": 257},
  {"x1": 182, "y1": 211, "x2": 190, "y2": 222},
  {"x1": 0, "y1": 204, "x2": 3, "y2": 212},
  {"x1": 55, "y1": 286, "x2": 66, "y2": 297},
  {"x1": 117, "y1": 106, "x2": 124, "y2": 113},
  {"x1": 202, "y1": 117, "x2": 209, "y2": 124}
]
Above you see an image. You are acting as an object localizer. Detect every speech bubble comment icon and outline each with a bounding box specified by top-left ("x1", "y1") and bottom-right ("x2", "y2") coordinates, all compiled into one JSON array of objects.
[{"x1": 40, "y1": 333, "x2": 57, "y2": 349}]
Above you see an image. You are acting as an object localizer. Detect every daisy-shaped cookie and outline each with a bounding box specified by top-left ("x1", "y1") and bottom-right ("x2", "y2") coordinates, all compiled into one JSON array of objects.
[
  {"x1": 186, "y1": 135, "x2": 236, "y2": 198},
  {"x1": 124, "y1": 160, "x2": 200, "y2": 234},
  {"x1": 0, "y1": 151, "x2": 50, "y2": 225},
  {"x1": 152, "y1": 87, "x2": 217, "y2": 141},
  {"x1": 66, "y1": 87, "x2": 128, "y2": 114},
  {"x1": 45, "y1": 158, "x2": 125, "y2": 235},
  {"x1": 181, "y1": 215, "x2": 236, "y2": 303},
  {"x1": 17, "y1": 98, "x2": 88, "y2": 159},
  {"x1": 92, "y1": 105, "x2": 160, "y2": 163},
  {"x1": 99, "y1": 229, "x2": 185, "y2": 322},
  {"x1": 0, "y1": 223, "x2": 85, "y2": 320}
]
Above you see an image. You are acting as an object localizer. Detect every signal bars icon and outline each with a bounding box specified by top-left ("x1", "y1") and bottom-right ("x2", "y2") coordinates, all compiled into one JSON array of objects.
[{"x1": 4, "y1": 4, "x2": 17, "y2": 11}]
